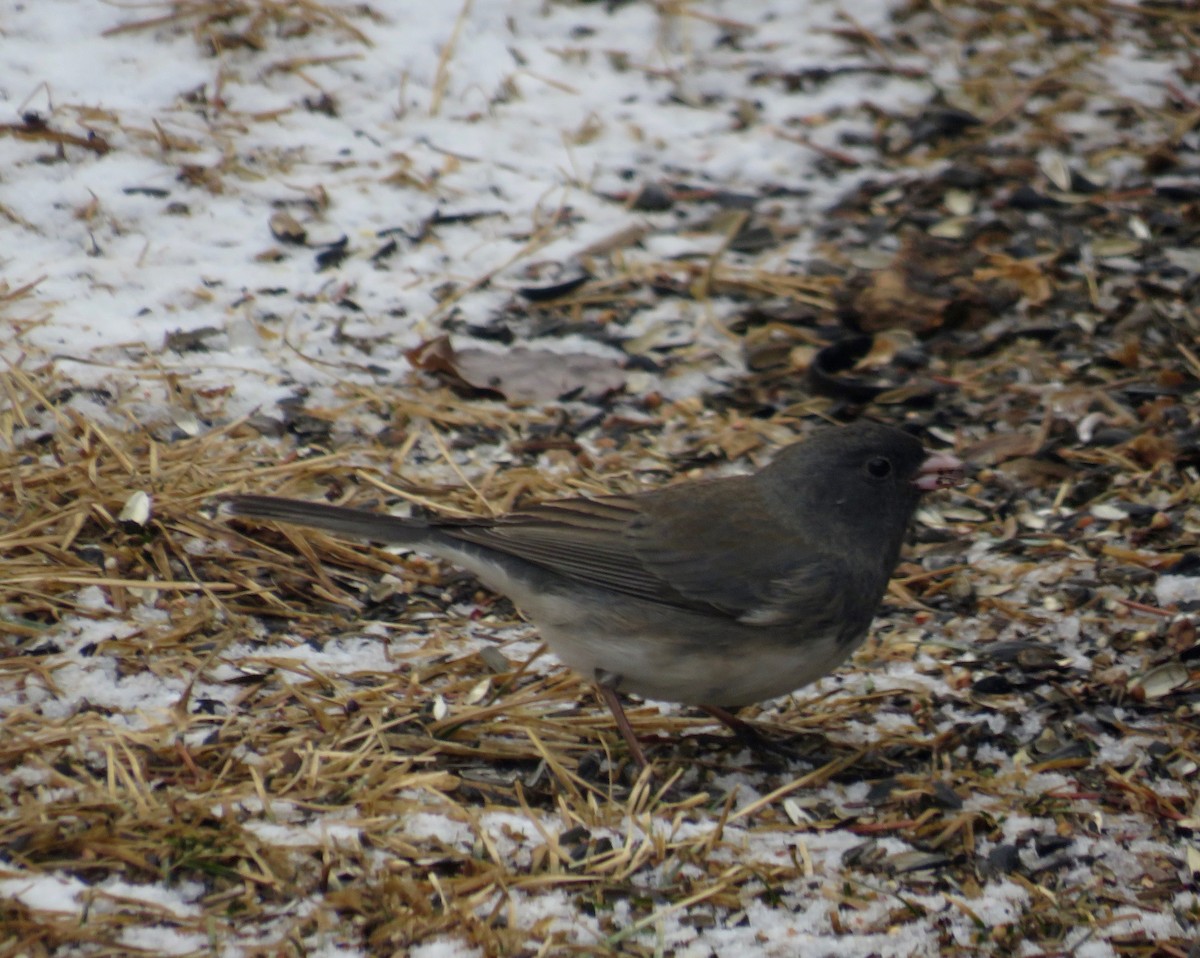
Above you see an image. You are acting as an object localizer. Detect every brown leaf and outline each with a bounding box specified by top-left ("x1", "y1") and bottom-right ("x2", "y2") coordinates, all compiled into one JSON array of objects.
[
  {"x1": 961, "y1": 424, "x2": 1048, "y2": 466},
  {"x1": 972, "y1": 253, "x2": 1053, "y2": 306},
  {"x1": 851, "y1": 265, "x2": 950, "y2": 335}
]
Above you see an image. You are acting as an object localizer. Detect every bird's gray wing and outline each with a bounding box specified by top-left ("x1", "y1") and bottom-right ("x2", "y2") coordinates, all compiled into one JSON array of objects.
[
  {"x1": 734, "y1": 561, "x2": 872, "y2": 645},
  {"x1": 442, "y1": 480, "x2": 862, "y2": 625},
  {"x1": 629, "y1": 509, "x2": 865, "y2": 631},
  {"x1": 441, "y1": 494, "x2": 708, "y2": 608}
]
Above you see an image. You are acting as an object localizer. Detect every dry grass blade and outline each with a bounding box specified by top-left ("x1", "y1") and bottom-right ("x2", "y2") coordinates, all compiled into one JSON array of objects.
[{"x1": 103, "y1": 0, "x2": 373, "y2": 48}]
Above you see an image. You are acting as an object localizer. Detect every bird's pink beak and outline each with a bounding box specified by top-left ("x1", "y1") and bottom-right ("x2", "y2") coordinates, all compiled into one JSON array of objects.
[{"x1": 915, "y1": 451, "x2": 965, "y2": 492}]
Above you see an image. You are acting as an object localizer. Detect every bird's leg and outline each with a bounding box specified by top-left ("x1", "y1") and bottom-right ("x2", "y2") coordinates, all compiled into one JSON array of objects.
[
  {"x1": 699, "y1": 704, "x2": 760, "y2": 740},
  {"x1": 699, "y1": 704, "x2": 792, "y2": 756},
  {"x1": 595, "y1": 673, "x2": 649, "y2": 770},
  {"x1": 700, "y1": 704, "x2": 826, "y2": 763}
]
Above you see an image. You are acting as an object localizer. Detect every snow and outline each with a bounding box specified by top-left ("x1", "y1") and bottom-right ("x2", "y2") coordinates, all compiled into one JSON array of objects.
[{"x1": 1156, "y1": 575, "x2": 1200, "y2": 607}]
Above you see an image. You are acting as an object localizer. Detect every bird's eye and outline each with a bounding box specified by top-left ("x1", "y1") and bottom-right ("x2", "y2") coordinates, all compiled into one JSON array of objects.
[{"x1": 866, "y1": 456, "x2": 892, "y2": 479}]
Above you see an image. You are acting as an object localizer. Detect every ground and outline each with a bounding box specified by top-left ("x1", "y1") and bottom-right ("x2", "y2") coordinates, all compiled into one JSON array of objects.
[{"x1": 1, "y1": 1, "x2": 1199, "y2": 956}]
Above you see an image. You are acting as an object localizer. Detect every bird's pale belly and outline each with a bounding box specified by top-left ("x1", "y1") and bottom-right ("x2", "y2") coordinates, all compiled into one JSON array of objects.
[
  {"x1": 467, "y1": 554, "x2": 867, "y2": 707},
  {"x1": 529, "y1": 594, "x2": 862, "y2": 707}
]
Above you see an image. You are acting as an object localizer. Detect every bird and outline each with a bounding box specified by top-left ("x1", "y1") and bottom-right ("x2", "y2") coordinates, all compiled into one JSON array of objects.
[{"x1": 224, "y1": 420, "x2": 963, "y2": 768}]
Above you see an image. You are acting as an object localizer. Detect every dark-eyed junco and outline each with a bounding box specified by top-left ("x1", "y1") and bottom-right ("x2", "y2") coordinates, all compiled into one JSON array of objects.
[{"x1": 225, "y1": 421, "x2": 963, "y2": 767}]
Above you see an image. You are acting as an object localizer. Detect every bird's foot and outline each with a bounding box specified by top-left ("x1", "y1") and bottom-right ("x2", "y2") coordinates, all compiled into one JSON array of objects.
[{"x1": 698, "y1": 705, "x2": 827, "y2": 767}]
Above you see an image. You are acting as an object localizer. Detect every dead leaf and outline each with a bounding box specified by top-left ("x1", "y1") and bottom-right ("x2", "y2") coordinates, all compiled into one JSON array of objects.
[{"x1": 406, "y1": 335, "x2": 625, "y2": 404}]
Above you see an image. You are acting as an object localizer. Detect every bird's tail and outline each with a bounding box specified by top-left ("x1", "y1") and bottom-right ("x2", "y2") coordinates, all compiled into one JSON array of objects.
[{"x1": 223, "y1": 494, "x2": 432, "y2": 545}]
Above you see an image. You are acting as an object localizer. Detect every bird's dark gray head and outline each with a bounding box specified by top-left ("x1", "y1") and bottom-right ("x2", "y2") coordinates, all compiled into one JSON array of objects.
[{"x1": 758, "y1": 421, "x2": 946, "y2": 571}]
